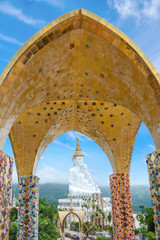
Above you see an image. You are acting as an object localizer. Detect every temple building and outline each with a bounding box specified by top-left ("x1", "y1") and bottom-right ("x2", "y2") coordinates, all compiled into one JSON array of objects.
[
  {"x1": 57, "y1": 135, "x2": 112, "y2": 227},
  {"x1": 1, "y1": 8, "x2": 160, "y2": 239}
]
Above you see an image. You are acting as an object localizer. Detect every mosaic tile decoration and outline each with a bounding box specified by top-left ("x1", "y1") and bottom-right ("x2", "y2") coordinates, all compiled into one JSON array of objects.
[
  {"x1": 110, "y1": 173, "x2": 135, "y2": 240},
  {"x1": 17, "y1": 175, "x2": 39, "y2": 240},
  {"x1": 146, "y1": 151, "x2": 160, "y2": 240},
  {"x1": 0, "y1": 151, "x2": 13, "y2": 240}
]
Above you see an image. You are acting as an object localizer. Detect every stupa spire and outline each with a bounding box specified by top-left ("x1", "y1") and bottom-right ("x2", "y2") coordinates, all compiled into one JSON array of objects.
[{"x1": 73, "y1": 135, "x2": 84, "y2": 157}]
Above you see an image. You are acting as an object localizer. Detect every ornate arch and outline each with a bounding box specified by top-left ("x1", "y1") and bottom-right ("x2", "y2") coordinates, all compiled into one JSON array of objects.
[{"x1": 0, "y1": 8, "x2": 159, "y2": 176}]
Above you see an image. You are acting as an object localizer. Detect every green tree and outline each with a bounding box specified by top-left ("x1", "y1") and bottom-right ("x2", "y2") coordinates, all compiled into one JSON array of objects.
[
  {"x1": 107, "y1": 212, "x2": 112, "y2": 225},
  {"x1": 96, "y1": 236, "x2": 106, "y2": 240},
  {"x1": 136, "y1": 207, "x2": 155, "y2": 232},
  {"x1": 9, "y1": 198, "x2": 59, "y2": 240},
  {"x1": 82, "y1": 198, "x2": 105, "y2": 238},
  {"x1": 107, "y1": 226, "x2": 113, "y2": 236},
  {"x1": 39, "y1": 216, "x2": 58, "y2": 240},
  {"x1": 38, "y1": 198, "x2": 59, "y2": 240},
  {"x1": 147, "y1": 231, "x2": 156, "y2": 240},
  {"x1": 9, "y1": 222, "x2": 17, "y2": 240},
  {"x1": 9, "y1": 208, "x2": 18, "y2": 240},
  {"x1": 10, "y1": 208, "x2": 18, "y2": 223}
]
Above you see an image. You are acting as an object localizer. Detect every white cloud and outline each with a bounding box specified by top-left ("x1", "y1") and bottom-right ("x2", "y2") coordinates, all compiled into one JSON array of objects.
[
  {"x1": 80, "y1": 134, "x2": 92, "y2": 141},
  {"x1": 0, "y1": 1, "x2": 46, "y2": 26},
  {"x1": 0, "y1": 32, "x2": 23, "y2": 46},
  {"x1": 67, "y1": 131, "x2": 92, "y2": 142},
  {"x1": 67, "y1": 131, "x2": 76, "y2": 140},
  {"x1": 37, "y1": 163, "x2": 68, "y2": 183},
  {"x1": 54, "y1": 138, "x2": 91, "y2": 157},
  {"x1": 35, "y1": 0, "x2": 65, "y2": 8},
  {"x1": 76, "y1": 132, "x2": 92, "y2": 141},
  {"x1": 54, "y1": 139, "x2": 75, "y2": 150},
  {"x1": 67, "y1": 131, "x2": 85, "y2": 142},
  {"x1": 107, "y1": 0, "x2": 160, "y2": 21},
  {"x1": 148, "y1": 144, "x2": 156, "y2": 150},
  {"x1": 143, "y1": 0, "x2": 160, "y2": 20},
  {"x1": 107, "y1": 0, "x2": 139, "y2": 19}
]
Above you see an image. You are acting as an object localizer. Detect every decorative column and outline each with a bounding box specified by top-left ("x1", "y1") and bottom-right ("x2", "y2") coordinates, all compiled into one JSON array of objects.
[
  {"x1": 17, "y1": 175, "x2": 39, "y2": 240},
  {"x1": 146, "y1": 151, "x2": 160, "y2": 239},
  {"x1": 0, "y1": 151, "x2": 13, "y2": 240},
  {"x1": 110, "y1": 173, "x2": 135, "y2": 240}
]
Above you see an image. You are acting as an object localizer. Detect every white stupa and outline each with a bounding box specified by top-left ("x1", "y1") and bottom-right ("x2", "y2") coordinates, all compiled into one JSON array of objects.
[
  {"x1": 69, "y1": 135, "x2": 101, "y2": 196},
  {"x1": 57, "y1": 135, "x2": 112, "y2": 227},
  {"x1": 12, "y1": 189, "x2": 17, "y2": 208}
]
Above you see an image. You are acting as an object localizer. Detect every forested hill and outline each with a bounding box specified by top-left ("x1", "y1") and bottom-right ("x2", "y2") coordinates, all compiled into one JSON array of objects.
[
  {"x1": 12, "y1": 183, "x2": 151, "y2": 212},
  {"x1": 101, "y1": 185, "x2": 152, "y2": 212}
]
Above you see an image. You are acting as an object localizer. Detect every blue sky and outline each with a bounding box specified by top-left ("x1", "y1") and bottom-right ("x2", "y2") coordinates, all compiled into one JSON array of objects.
[{"x1": 1, "y1": 0, "x2": 160, "y2": 186}]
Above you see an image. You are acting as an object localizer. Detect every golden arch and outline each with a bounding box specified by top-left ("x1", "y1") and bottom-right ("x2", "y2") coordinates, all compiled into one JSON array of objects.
[
  {"x1": 58, "y1": 210, "x2": 85, "y2": 240},
  {"x1": 0, "y1": 9, "x2": 159, "y2": 177}
]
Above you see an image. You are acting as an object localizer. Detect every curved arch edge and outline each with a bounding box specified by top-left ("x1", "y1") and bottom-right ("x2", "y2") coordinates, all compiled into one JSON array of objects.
[{"x1": 1, "y1": 8, "x2": 159, "y2": 88}]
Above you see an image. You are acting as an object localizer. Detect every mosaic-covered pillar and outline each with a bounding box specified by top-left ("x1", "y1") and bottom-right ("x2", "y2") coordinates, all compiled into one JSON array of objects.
[
  {"x1": 146, "y1": 151, "x2": 160, "y2": 239},
  {"x1": 0, "y1": 151, "x2": 13, "y2": 240},
  {"x1": 17, "y1": 175, "x2": 39, "y2": 240},
  {"x1": 110, "y1": 173, "x2": 135, "y2": 240}
]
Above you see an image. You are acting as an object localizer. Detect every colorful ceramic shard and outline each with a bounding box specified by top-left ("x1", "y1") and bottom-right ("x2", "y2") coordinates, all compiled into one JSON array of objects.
[
  {"x1": 0, "y1": 151, "x2": 13, "y2": 240},
  {"x1": 146, "y1": 151, "x2": 160, "y2": 240},
  {"x1": 17, "y1": 175, "x2": 39, "y2": 240},
  {"x1": 110, "y1": 173, "x2": 135, "y2": 240}
]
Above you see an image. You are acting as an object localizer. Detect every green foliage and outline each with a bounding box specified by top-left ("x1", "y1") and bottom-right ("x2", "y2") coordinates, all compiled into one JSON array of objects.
[
  {"x1": 9, "y1": 208, "x2": 18, "y2": 240},
  {"x1": 72, "y1": 221, "x2": 79, "y2": 229},
  {"x1": 133, "y1": 227, "x2": 156, "y2": 240},
  {"x1": 38, "y1": 216, "x2": 58, "y2": 240},
  {"x1": 107, "y1": 212, "x2": 112, "y2": 224},
  {"x1": 10, "y1": 208, "x2": 18, "y2": 223},
  {"x1": 38, "y1": 198, "x2": 59, "y2": 240},
  {"x1": 107, "y1": 226, "x2": 113, "y2": 234},
  {"x1": 96, "y1": 236, "x2": 106, "y2": 240},
  {"x1": 135, "y1": 228, "x2": 140, "y2": 235},
  {"x1": 147, "y1": 231, "x2": 156, "y2": 240},
  {"x1": 136, "y1": 207, "x2": 155, "y2": 232},
  {"x1": 136, "y1": 227, "x2": 148, "y2": 234},
  {"x1": 136, "y1": 207, "x2": 156, "y2": 240},
  {"x1": 9, "y1": 222, "x2": 17, "y2": 240},
  {"x1": 9, "y1": 197, "x2": 59, "y2": 240},
  {"x1": 39, "y1": 198, "x2": 58, "y2": 221},
  {"x1": 39, "y1": 183, "x2": 69, "y2": 206}
]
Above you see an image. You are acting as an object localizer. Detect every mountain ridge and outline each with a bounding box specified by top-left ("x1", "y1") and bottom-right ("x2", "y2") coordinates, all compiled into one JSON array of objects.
[{"x1": 12, "y1": 183, "x2": 152, "y2": 212}]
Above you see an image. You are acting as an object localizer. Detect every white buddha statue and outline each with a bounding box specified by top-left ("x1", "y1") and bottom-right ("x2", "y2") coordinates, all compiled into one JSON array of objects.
[{"x1": 69, "y1": 135, "x2": 101, "y2": 196}]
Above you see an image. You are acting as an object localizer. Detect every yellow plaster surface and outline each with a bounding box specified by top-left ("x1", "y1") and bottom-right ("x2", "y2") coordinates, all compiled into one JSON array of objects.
[{"x1": 10, "y1": 100, "x2": 140, "y2": 176}]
